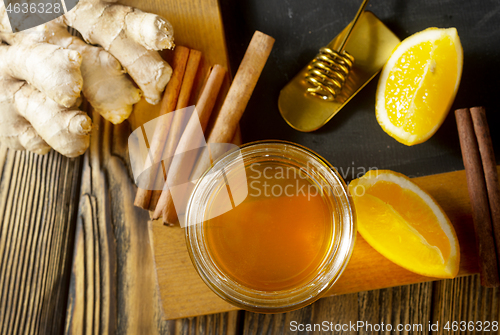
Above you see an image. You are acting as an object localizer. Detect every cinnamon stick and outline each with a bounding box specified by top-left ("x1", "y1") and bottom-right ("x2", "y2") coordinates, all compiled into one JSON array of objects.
[
  {"x1": 456, "y1": 108, "x2": 500, "y2": 287},
  {"x1": 148, "y1": 49, "x2": 202, "y2": 211},
  {"x1": 162, "y1": 31, "x2": 275, "y2": 224},
  {"x1": 134, "y1": 46, "x2": 190, "y2": 209},
  {"x1": 206, "y1": 31, "x2": 274, "y2": 143},
  {"x1": 232, "y1": 125, "x2": 243, "y2": 146},
  {"x1": 470, "y1": 107, "x2": 500, "y2": 270},
  {"x1": 152, "y1": 65, "x2": 227, "y2": 219},
  {"x1": 177, "y1": 50, "x2": 203, "y2": 110}
]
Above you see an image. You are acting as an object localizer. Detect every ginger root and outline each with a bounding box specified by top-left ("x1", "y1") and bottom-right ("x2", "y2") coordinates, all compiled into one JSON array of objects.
[
  {"x1": 0, "y1": 0, "x2": 174, "y2": 157},
  {"x1": 63, "y1": 0, "x2": 174, "y2": 104},
  {"x1": 0, "y1": 36, "x2": 91, "y2": 157}
]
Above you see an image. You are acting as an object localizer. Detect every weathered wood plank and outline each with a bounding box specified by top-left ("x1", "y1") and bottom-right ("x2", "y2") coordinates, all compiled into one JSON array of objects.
[
  {"x1": 242, "y1": 305, "x2": 313, "y2": 335},
  {"x1": 239, "y1": 277, "x2": 498, "y2": 335},
  {"x1": 64, "y1": 110, "x2": 160, "y2": 335},
  {"x1": 432, "y1": 275, "x2": 500, "y2": 334},
  {"x1": 178, "y1": 311, "x2": 239, "y2": 335},
  {"x1": 0, "y1": 147, "x2": 80, "y2": 335},
  {"x1": 241, "y1": 284, "x2": 434, "y2": 335}
]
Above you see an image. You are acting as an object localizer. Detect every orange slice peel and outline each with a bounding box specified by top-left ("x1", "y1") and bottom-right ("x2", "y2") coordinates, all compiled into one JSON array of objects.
[
  {"x1": 349, "y1": 169, "x2": 460, "y2": 278},
  {"x1": 376, "y1": 27, "x2": 463, "y2": 146}
]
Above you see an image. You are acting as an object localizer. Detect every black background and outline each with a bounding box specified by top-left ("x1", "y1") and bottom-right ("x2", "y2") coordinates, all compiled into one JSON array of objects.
[{"x1": 219, "y1": 0, "x2": 500, "y2": 181}]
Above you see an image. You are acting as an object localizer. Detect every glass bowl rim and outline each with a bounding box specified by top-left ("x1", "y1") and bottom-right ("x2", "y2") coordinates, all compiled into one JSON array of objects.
[{"x1": 184, "y1": 140, "x2": 356, "y2": 313}]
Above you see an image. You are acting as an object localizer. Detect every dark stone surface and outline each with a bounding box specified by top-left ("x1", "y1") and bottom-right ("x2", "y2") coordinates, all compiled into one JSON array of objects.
[{"x1": 220, "y1": 0, "x2": 500, "y2": 181}]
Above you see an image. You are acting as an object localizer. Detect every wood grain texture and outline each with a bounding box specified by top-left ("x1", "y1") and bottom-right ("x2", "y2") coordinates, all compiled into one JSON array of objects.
[
  {"x1": 242, "y1": 283, "x2": 433, "y2": 334},
  {"x1": 242, "y1": 278, "x2": 499, "y2": 335},
  {"x1": 65, "y1": 0, "x2": 236, "y2": 331},
  {"x1": 432, "y1": 275, "x2": 500, "y2": 335},
  {"x1": 160, "y1": 311, "x2": 239, "y2": 335},
  {"x1": 151, "y1": 167, "x2": 486, "y2": 319},
  {"x1": 150, "y1": 220, "x2": 235, "y2": 320},
  {"x1": 64, "y1": 109, "x2": 169, "y2": 335},
  {"x1": 0, "y1": 146, "x2": 80, "y2": 335}
]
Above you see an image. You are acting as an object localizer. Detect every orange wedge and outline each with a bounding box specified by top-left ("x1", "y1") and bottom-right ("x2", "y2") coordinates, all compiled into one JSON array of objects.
[
  {"x1": 349, "y1": 170, "x2": 460, "y2": 278},
  {"x1": 376, "y1": 28, "x2": 463, "y2": 145}
]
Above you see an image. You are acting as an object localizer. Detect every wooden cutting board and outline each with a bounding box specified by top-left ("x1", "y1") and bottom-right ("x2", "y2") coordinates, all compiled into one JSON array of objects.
[
  {"x1": 150, "y1": 167, "x2": 483, "y2": 319},
  {"x1": 117, "y1": 0, "x2": 483, "y2": 321}
]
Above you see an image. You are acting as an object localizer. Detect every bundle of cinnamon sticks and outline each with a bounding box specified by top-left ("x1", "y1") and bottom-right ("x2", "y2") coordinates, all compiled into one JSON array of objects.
[
  {"x1": 134, "y1": 31, "x2": 275, "y2": 225},
  {"x1": 456, "y1": 107, "x2": 500, "y2": 287}
]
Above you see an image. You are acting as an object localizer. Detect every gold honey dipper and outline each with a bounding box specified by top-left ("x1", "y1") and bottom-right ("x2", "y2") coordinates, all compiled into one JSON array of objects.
[
  {"x1": 305, "y1": 0, "x2": 369, "y2": 102},
  {"x1": 278, "y1": 1, "x2": 401, "y2": 132}
]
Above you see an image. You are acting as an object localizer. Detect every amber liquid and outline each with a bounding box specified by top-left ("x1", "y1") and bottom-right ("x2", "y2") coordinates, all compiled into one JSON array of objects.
[{"x1": 204, "y1": 162, "x2": 333, "y2": 291}]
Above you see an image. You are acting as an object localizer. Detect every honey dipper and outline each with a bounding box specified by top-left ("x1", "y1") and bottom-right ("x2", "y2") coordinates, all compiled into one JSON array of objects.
[{"x1": 278, "y1": 0, "x2": 400, "y2": 132}]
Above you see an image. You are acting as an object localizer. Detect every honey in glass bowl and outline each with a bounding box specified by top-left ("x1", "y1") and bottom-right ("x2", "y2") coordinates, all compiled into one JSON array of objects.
[
  {"x1": 185, "y1": 140, "x2": 355, "y2": 313},
  {"x1": 205, "y1": 161, "x2": 333, "y2": 292}
]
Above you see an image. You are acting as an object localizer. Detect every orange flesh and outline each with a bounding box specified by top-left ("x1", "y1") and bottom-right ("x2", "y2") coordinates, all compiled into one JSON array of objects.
[
  {"x1": 364, "y1": 181, "x2": 450, "y2": 261},
  {"x1": 384, "y1": 35, "x2": 458, "y2": 136},
  {"x1": 204, "y1": 163, "x2": 333, "y2": 291}
]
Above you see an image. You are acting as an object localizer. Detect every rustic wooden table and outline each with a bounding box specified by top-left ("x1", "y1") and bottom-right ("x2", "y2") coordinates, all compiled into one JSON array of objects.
[{"x1": 1, "y1": 0, "x2": 500, "y2": 334}]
